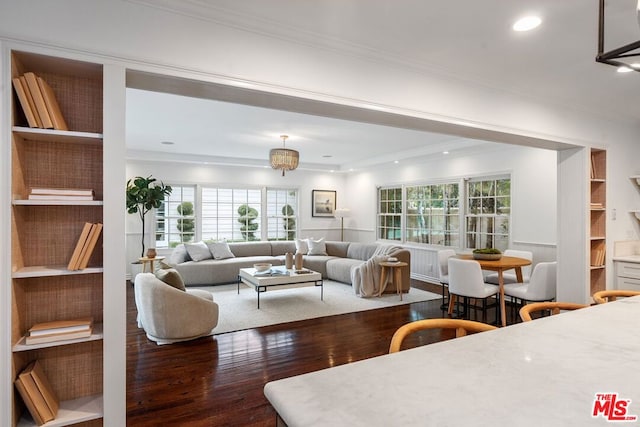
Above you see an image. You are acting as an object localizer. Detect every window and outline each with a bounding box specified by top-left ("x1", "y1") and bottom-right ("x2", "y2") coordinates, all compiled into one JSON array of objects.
[
  {"x1": 202, "y1": 188, "x2": 261, "y2": 241},
  {"x1": 155, "y1": 185, "x2": 196, "y2": 248},
  {"x1": 156, "y1": 185, "x2": 298, "y2": 244},
  {"x1": 465, "y1": 177, "x2": 511, "y2": 251},
  {"x1": 405, "y1": 183, "x2": 459, "y2": 246},
  {"x1": 375, "y1": 176, "x2": 510, "y2": 249},
  {"x1": 377, "y1": 187, "x2": 403, "y2": 241},
  {"x1": 266, "y1": 188, "x2": 298, "y2": 240}
]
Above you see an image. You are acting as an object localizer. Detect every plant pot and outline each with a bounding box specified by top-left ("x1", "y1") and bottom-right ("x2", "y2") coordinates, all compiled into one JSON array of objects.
[{"x1": 472, "y1": 253, "x2": 502, "y2": 261}]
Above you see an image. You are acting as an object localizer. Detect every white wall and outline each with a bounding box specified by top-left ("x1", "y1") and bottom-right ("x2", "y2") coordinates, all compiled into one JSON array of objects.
[{"x1": 342, "y1": 143, "x2": 558, "y2": 272}]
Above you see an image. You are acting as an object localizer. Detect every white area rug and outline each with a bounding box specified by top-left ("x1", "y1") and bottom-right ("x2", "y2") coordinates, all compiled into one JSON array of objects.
[{"x1": 193, "y1": 281, "x2": 440, "y2": 335}]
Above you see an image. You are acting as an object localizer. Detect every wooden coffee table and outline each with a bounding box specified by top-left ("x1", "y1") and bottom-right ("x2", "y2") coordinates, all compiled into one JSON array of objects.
[{"x1": 238, "y1": 266, "x2": 323, "y2": 308}]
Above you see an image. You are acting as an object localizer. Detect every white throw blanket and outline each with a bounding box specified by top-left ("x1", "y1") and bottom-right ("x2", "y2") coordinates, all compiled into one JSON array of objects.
[{"x1": 351, "y1": 245, "x2": 403, "y2": 297}]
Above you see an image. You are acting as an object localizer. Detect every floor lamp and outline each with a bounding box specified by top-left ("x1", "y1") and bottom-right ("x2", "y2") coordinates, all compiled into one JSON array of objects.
[{"x1": 334, "y1": 208, "x2": 351, "y2": 241}]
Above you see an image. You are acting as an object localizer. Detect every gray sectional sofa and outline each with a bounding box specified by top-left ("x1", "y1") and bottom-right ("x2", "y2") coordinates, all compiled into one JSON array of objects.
[{"x1": 166, "y1": 240, "x2": 411, "y2": 291}]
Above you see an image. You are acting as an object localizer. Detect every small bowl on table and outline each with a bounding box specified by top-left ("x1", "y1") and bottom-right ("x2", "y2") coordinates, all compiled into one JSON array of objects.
[{"x1": 253, "y1": 263, "x2": 272, "y2": 272}]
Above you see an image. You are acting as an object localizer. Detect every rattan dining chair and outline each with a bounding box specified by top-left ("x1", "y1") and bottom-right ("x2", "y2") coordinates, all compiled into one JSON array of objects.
[
  {"x1": 389, "y1": 318, "x2": 497, "y2": 353},
  {"x1": 519, "y1": 301, "x2": 588, "y2": 322},
  {"x1": 592, "y1": 290, "x2": 640, "y2": 304}
]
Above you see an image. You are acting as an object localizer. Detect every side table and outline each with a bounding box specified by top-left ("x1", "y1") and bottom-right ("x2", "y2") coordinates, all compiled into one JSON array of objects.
[
  {"x1": 379, "y1": 261, "x2": 408, "y2": 300},
  {"x1": 139, "y1": 256, "x2": 165, "y2": 273}
]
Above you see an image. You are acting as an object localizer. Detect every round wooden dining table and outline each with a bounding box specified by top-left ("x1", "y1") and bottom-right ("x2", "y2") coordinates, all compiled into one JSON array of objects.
[{"x1": 454, "y1": 254, "x2": 532, "y2": 327}]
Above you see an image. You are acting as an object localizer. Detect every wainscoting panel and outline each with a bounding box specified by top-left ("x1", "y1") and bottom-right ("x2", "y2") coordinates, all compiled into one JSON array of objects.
[{"x1": 405, "y1": 246, "x2": 440, "y2": 284}]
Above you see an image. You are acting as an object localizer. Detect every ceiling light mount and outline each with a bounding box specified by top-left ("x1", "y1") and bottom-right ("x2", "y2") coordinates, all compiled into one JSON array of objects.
[
  {"x1": 270, "y1": 134, "x2": 299, "y2": 176},
  {"x1": 596, "y1": 0, "x2": 640, "y2": 72}
]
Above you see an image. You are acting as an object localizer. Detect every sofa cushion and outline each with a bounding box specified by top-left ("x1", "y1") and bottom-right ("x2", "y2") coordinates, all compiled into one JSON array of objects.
[
  {"x1": 307, "y1": 238, "x2": 327, "y2": 256},
  {"x1": 301, "y1": 255, "x2": 339, "y2": 278},
  {"x1": 207, "y1": 241, "x2": 235, "y2": 260},
  {"x1": 229, "y1": 241, "x2": 272, "y2": 257},
  {"x1": 168, "y1": 244, "x2": 190, "y2": 265},
  {"x1": 295, "y1": 238, "x2": 309, "y2": 255},
  {"x1": 347, "y1": 243, "x2": 379, "y2": 261},
  {"x1": 325, "y1": 241, "x2": 350, "y2": 257},
  {"x1": 184, "y1": 241, "x2": 213, "y2": 261},
  {"x1": 270, "y1": 240, "x2": 297, "y2": 256},
  {"x1": 155, "y1": 268, "x2": 186, "y2": 291},
  {"x1": 175, "y1": 256, "x2": 283, "y2": 285},
  {"x1": 326, "y1": 257, "x2": 364, "y2": 284}
]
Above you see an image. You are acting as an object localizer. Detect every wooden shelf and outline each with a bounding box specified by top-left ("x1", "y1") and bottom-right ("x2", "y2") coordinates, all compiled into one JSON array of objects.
[
  {"x1": 12, "y1": 265, "x2": 103, "y2": 279},
  {"x1": 17, "y1": 394, "x2": 103, "y2": 427},
  {"x1": 13, "y1": 200, "x2": 103, "y2": 206},
  {"x1": 589, "y1": 148, "x2": 607, "y2": 295},
  {"x1": 13, "y1": 323, "x2": 104, "y2": 352},
  {"x1": 12, "y1": 126, "x2": 103, "y2": 144},
  {"x1": 9, "y1": 50, "x2": 105, "y2": 426}
]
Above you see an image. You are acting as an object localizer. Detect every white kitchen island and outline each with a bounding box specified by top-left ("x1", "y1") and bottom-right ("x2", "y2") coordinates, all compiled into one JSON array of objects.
[{"x1": 264, "y1": 296, "x2": 640, "y2": 426}]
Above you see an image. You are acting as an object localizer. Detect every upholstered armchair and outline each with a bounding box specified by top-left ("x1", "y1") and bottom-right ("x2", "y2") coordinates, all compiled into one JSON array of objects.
[{"x1": 134, "y1": 273, "x2": 219, "y2": 345}]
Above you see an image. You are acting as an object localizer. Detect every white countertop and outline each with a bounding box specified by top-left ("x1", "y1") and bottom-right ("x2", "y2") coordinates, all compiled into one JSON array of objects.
[
  {"x1": 614, "y1": 241, "x2": 640, "y2": 263},
  {"x1": 264, "y1": 297, "x2": 640, "y2": 426},
  {"x1": 613, "y1": 255, "x2": 640, "y2": 263}
]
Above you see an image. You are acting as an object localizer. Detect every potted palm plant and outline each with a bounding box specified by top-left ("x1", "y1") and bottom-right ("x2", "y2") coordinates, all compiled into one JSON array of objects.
[{"x1": 126, "y1": 175, "x2": 172, "y2": 258}]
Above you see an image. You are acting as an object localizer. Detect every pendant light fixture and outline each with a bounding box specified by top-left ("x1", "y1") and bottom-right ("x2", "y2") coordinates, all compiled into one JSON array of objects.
[{"x1": 270, "y1": 135, "x2": 299, "y2": 176}]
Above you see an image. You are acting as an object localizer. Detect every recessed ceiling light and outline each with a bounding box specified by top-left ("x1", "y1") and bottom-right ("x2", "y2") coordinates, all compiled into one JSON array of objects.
[
  {"x1": 513, "y1": 16, "x2": 542, "y2": 32},
  {"x1": 443, "y1": 151, "x2": 449, "y2": 155},
  {"x1": 323, "y1": 155, "x2": 333, "y2": 158},
  {"x1": 394, "y1": 160, "x2": 399, "y2": 164},
  {"x1": 617, "y1": 66, "x2": 634, "y2": 73},
  {"x1": 160, "y1": 141, "x2": 174, "y2": 145}
]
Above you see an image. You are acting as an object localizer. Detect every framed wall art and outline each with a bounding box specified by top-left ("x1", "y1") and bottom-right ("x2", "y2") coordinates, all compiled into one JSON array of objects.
[{"x1": 312, "y1": 190, "x2": 336, "y2": 217}]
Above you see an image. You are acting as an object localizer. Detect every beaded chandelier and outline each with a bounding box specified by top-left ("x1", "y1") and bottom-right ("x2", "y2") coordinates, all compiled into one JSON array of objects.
[{"x1": 270, "y1": 135, "x2": 299, "y2": 176}]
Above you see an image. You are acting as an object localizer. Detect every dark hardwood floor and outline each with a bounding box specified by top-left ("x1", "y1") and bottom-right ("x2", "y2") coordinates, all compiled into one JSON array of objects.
[{"x1": 126, "y1": 281, "x2": 514, "y2": 426}]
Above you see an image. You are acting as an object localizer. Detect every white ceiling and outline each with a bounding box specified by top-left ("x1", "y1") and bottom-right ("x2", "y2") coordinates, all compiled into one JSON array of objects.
[{"x1": 125, "y1": 0, "x2": 640, "y2": 171}]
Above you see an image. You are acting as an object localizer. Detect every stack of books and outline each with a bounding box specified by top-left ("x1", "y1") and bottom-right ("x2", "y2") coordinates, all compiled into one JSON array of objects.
[
  {"x1": 14, "y1": 360, "x2": 60, "y2": 425},
  {"x1": 12, "y1": 72, "x2": 68, "y2": 130},
  {"x1": 591, "y1": 248, "x2": 606, "y2": 267},
  {"x1": 26, "y1": 317, "x2": 94, "y2": 345},
  {"x1": 67, "y1": 222, "x2": 103, "y2": 270},
  {"x1": 28, "y1": 187, "x2": 95, "y2": 201}
]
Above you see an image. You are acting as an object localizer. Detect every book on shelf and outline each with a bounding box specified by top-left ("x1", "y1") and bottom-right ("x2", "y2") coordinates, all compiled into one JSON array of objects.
[
  {"x1": 26, "y1": 316, "x2": 94, "y2": 345},
  {"x1": 77, "y1": 222, "x2": 103, "y2": 270},
  {"x1": 590, "y1": 153, "x2": 596, "y2": 179},
  {"x1": 67, "y1": 222, "x2": 102, "y2": 270},
  {"x1": 28, "y1": 317, "x2": 94, "y2": 337},
  {"x1": 15, "y1": 360, "x2": 59, "y2": 425},
  {"x1": 12, "y1": 77, "x2": 40, "y2": 128},
  {"x1": 23, "y1": 72, "x2": 54, "y2": 129},
  {"x1": 14, "y1": 377, "x2": 46, "y2": 425},
  {"x1": 37, "y1": 76, "x2": 69, "y2": 131},
  {"x1": 591, "y1": 249, "x2": 606, "y2": 267},
  {"x1": 12, "y1": 72, "x2": 68, "y2": 130},
  {"x1": 25, "y1": 327, "x2": 93, "y2": 345},
  {"x1": 28, "y1": 194, "x2": 95, "y2": 201},
  {"x1": 18, "y1": 75, "x2": 44, "y2": 128},
  {"x1": 31, "y1": 187, "x2": 94, "y2": 197},
  {"x1": 67, "y1": 222, "x2": 94, "y2": 270}
]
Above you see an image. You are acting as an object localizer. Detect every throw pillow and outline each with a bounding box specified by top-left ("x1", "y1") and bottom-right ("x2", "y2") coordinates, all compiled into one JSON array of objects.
[
  {"x1": 206, "y1": 241, "x2": 235, "y2": 260},
  {"x1": 168, "y1": 243, "x2": 190, "y2": 265},
  {"x1": 295, "y1": 238, "x2": 309, "y2": 255},
  {"x1": 184, "y1": 241, "x2": 213, "y2": 262},
  {"x1": 307, "y1": 238, "x2": 327, "y2": 256},
  {"x1": 155, "y1": 268, "x2": 186, "y2": 291}
]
